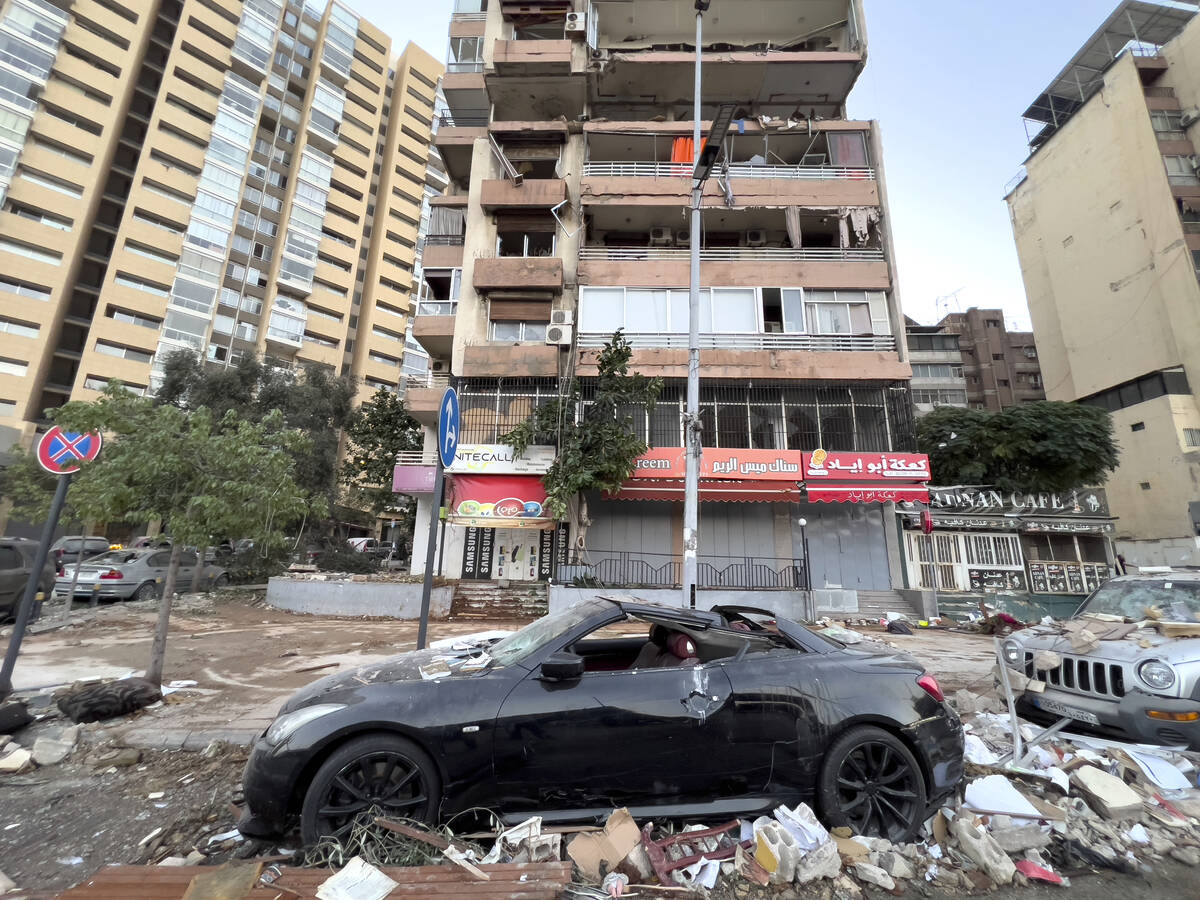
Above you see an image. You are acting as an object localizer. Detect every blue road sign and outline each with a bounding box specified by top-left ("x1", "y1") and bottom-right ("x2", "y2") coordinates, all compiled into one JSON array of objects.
[{"x1": 438, "y1": 387, "x2": 459, "y2": 469}]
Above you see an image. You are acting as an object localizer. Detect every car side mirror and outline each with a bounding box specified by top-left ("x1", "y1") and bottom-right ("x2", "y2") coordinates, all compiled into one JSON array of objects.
[{"x1": 540, "y1": 652, "x2": 584, "y2": 682}]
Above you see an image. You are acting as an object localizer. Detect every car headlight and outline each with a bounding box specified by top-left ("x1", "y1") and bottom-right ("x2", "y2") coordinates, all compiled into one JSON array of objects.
[
  {"x1": 1138, "y1": 660, "x2": 1176, "y2": 692},
  {"x1": 1001, "y1": 640, "x2": 1022, "y2": 666},
  {"x1": 264, "y1": 703, "x2": 346, "y2": 747}
]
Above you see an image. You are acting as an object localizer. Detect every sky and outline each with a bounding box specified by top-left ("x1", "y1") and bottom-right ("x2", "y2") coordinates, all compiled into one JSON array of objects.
[{"x1": 350, "y1": 0, "x2": 1135, "y2": 329}]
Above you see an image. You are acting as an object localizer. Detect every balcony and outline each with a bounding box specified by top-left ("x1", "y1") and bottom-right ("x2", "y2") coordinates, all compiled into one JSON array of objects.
[
  {"x1": 473, "y1": 256, "x2": 564, "y2": 294},
  {"x1": 480, "y1": 178, "x2": 569, "y2": 210},
  {"x1": 423, "y1": 235, "x2": 466, "y2": 268},
  {"x1": 405, "y1": 371, "x2": 453, "y2": 426},
  {"x1": 435, "y1": 109, "x2": 488, "y2": 186},
  {"x1": 413, "y1": 302, "x2": 457, "y2": 357},
  {"x1": 463, "y1": 342, "x2": 559, "y2": 378},
  {"x1": 578, "y1": 332, "x2": 896, "y2": 352},
  {"x1": 579, "y1": 247, "x2": 884, "y2": 262},
  {"x1": 493, "y1": 39, "x2": 573, "y2": 76}
]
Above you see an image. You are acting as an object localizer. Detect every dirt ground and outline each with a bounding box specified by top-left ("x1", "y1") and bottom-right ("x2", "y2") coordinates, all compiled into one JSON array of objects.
[{"x1": 2, "y1": 593, "x2": 1188, "y2": 896}]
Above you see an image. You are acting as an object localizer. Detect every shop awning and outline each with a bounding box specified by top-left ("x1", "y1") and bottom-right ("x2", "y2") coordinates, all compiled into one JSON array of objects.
[
  {"x1": 807, "y1": 484, "x2": 930, "y2": 504},
  {"x1": 617, "y1": 479, "x2": 804, "y2": 503},
  {"x1": 446, "y1": 474, "x2": 553, "y2": 528}
]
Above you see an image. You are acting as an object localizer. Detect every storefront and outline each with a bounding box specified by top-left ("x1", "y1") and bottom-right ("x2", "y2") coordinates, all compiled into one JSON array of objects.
[{"x1": 899, "y1": 487, "x2": 1116, "y2": 596}]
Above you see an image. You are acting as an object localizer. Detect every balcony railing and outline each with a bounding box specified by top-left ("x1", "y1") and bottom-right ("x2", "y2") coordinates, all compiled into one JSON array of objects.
[
  {"x1": 395, "y1": 450, "x2": 438, "y2": 466},
  {"x1": 557, "y1": 550, "x2": 810, "y2": 591},
  {"x1": 582, "y1": 161, "x2": 876, "y2": 180},
  {"x1": 437, "y1": 109, "x2": 489, "y2": 127},
  {"x1": 579, "y1": 247, "x2": 884, "y2": 262},
  {"x1": 426, "y1": 234, "x2": 466, "y2": 246},
  {"x1": 578, "y1": 332, "x2": 897, "y2": 352},
  {"x1": 416, "y1": 300, "x2": 458, "y2": 316},
  {"x1": 445, "y1": 62, "x2": 484, "y2": 73},
  {"x1": 403, "y1": 371, "x2": 452, "y2": 390}
]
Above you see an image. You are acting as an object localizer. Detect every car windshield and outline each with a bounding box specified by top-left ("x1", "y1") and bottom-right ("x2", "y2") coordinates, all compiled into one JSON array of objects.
[
  {"x1": 83, "y1": 551, "x2": 140, "y2": 566},
  {"x1": 1079, "y1": 579, "x2": 1200, "y2": 622},
  {"x1": 489, "y1": 599, "x2": 613, "y2": 668}
]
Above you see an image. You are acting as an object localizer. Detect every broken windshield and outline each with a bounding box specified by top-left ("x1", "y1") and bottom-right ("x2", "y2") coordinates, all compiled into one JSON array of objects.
[
  {"x1": 1079, "y1": 580, "x2": 1200, "y2": 622},
  {"x1": 489, "y1": 599, "x2": 613, "y2": 668}
]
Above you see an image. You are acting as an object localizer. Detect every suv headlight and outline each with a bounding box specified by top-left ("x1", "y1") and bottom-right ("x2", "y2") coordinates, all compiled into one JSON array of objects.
[
  {"x1": 1001, "y1": 640, "x2": 1022, "y2": 666},
  {"x1": 264, "y1": 703, "x2": 346, "y2": 747},
  {"x1": 1138, "y1": 660, "x2": 1176, "y2": 692}
]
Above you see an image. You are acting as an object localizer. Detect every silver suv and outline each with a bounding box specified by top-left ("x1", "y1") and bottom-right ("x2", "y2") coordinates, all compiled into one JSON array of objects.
[{"x1": 1003, "y1": 572, "x2": 1200, "y2": 749}]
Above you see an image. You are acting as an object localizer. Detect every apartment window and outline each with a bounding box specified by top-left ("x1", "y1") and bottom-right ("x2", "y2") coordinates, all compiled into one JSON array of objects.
[
  {"x1": 115, "y1": 273, "x2": 170, "y2": 298},
  {"x1": 0, "y1": 236, "x2": 60, "y2": 263},
  {"x1": 141, "y1": 180, "x2": 194, "y2": 206},
  {"x1": 30, "y1": 138, "x2": 91, "y2": 166},
  {"x1": 0, "y1": 357, "x2": 28, "y2": 376},
  {"x1": 1152, "y1": 111, "x2": 1185, "y2": 137},
  {"x1": 94, "y1": 341, "x2": 153, "y2": 364},
  {"x1": 1140, "y1": 482, "x2": 1152, "y2": 491},
  {"x1": 0, "y1": 276, "x2": 49, "y2": 302},
  {"x1": 497, "y1": 229, "x2": 555, "y2": 258},
  {"x1": 313, "y1": 278, "x2": 348, "y2": 298},
  {"x1": 985, "y1": 318, "x2": 1000, "y2": 328},
  {"x1": 997, "y1": 379, "x2": 1010, "y2": 387},
  {"x1": 372, "y1": 325, "x2": 403, "y2": 342},
  {"x1": 911, "y1": 364, "x2": 965, "y2": 379},
  {"x1": 1185, "y1": 428, "x2": 1200, "y2": 447},
  {"x1": 303, "y1": 332, "x2": 338, "y2": 347},
  {"x1": 0, "y1": 399, "x2": 13, "y2": 416},
  {"x1": 369, "y1": 351, "x2": 400, "y2": 367},
  {"x1": 1023, "y1": 346, "x2": 1037, "y2": 359},
  {"x1": 912, "y1": 389, "x2": 968, "y2": 406},
  {"x1": 0, "y1": 316, "x2": 37, "y2": 338},
  {"x1": 491, "y1": 320, "x2": 548, "y2": 342},
  {"x1": 84, "y1": 376, "x2": 144, "y2": 394},
  {"x1": 992, "y1": 353, "x2": 1004, "y2": 361},
  {"x1": 6, "y1": 203, "x2": 71, "y2": 230},
  {"x1": 1165, "y1": 155, "x2": 1200, "y2": 185},
  {"x1": 107, "y1": 306, "x2": 162, "y2": 329},
  {"x1": 18, "y1": 169, "x2": 82, "y2": 197},
  {"x1": 124, "y1": 242, "x2": 179, "y2": 265}
]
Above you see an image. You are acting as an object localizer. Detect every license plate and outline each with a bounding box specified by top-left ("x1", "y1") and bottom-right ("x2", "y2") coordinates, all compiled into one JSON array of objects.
[{"x1": 1035, "y1": 697, "x2": 1101, "y2": 726}]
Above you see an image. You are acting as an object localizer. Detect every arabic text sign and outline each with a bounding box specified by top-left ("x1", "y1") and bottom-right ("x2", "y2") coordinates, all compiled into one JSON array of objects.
[
  {"x1": 929, "y1": 487, "x2": 1109, "y2": 518},
  {"x1": 801, "y1": 450, "x2": 931, "y2": 483},
  {"x1": 632, "y1": 448, "x2": 805, "y2": 481}
]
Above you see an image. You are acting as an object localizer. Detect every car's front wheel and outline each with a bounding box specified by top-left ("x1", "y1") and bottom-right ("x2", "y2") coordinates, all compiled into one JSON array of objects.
[
  {"x1": 816, "y1": 725, "x2": 927, "y2": 843},
  {"x1": 300, "y1": 733, "x2": 439, "y2": 845}
]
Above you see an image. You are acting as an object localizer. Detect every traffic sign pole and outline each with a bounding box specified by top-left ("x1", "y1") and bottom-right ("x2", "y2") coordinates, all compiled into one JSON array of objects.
[
  {"x1": 0, "y1": 473, "x2": 70, "y2": 698},
  {"x1": 417, "y1": 384, "x2": 459, "y2": 650}
]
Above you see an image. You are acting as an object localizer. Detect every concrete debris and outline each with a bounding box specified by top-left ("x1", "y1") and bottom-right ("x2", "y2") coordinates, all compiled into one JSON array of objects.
[
  {"x1": 0, "y1": 870, "x2": 14, "y2": 893},
  {"x1": 0, "y1": 745, "x2": 32, "y2": 774},
  {"x1": 851, "y1": 861, "x2": 895, "y2": 890},
  {"x1": 1171, "y1": 846, "x2": 1200, "y2": 866},
  {"x1": 793, "y1": 840, "x2": 842, "y2": 884},
  {"x1": 1031, "y1": 650, "x2": 1062, "y2": 671},
  {"x1": 874, "y1": 849, "x2": 916, "y2": 880},
  {"x1": 951, "y1": 818, "x2": 1017, "y2": 885},
  {"x1": 31, "y1": 725, "x2": 79, "y2": 767},
  {"x1": 1071, "y1": 765, "x2": 1144, "y2": 819}
]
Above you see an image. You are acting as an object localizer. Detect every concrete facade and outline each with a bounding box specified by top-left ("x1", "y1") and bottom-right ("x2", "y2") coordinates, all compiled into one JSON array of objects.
[
  {"x1": 1006, "y1": 3, "x2": 1200, "y2": 564},
  {"x1": 934, "y1": 309, "x2": 1044, "y2": 411}
]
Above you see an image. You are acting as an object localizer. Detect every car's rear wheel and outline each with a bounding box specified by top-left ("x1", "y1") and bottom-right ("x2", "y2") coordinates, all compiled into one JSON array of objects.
[
  {"x1": 300, "y1": 734, "x2": 439, "y2": 845},
  {"x1": 213, "y1": 574, "x2": 229, "y2": 589},
  {"x1": 133, "y1": 582, "x2": 159, "y2": 602},
  {"x1": 816, "y1": 725, "x2": 927, "y2": 843}
]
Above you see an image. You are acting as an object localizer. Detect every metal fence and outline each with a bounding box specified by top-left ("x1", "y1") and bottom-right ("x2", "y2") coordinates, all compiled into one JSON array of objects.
[
  {"x1": 558, "y1": 550, "x2": 810, "y2": 591},
  {"x1": 577, "y1": 332, "x2": 897, "y2": 353},
  {"x1": 578, "y1": 247, "x2": 884, "y2": 262},
  {"x1": 581, "y1": 162, "x2": 876, "y2": 181}
]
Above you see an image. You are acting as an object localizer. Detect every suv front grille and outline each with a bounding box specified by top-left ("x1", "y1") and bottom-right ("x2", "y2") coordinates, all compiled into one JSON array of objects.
[{"x1": 1024, "y1": 652, "x2": 1127, "y2": 698}]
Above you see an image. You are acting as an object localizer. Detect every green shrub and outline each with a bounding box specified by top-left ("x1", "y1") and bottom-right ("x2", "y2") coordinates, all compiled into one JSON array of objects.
[{"x1": 314, "y1": 547, "x2": 379, "y2": 574}]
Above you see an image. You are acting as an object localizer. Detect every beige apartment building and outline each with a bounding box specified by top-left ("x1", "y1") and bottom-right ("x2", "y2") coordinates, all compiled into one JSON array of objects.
[
  {"x1": 934, "y1": 308, "x2": 1044, "y2": 411},
  {"x1": 0, "y1": 0, "x2": 442, "y2": 457},
  {"x1": 1007, "y1": 0, "x2": 1200, "y2": 564},
  {"x1": 397, "y1": 0, "x2": 934, "y2": 608}
]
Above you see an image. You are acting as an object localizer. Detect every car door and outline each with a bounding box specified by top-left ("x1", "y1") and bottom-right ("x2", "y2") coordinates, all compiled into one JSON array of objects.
[
  {"x1": 146, "y1": 551, "x2": 171, "y2": 585},
  {"x1": 177, "y1": 549, "x2": 199, "y2": 585},
  {"x1": 492, "y1": 630, "x2": 737, "y2": 812},
  {"x1": 0, "y1": 546, "x2": 24, "y2": 613}
]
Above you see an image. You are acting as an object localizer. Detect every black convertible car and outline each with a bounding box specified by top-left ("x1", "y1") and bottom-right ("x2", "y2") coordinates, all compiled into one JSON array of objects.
[{"x1": 239, "y1": 598, "x2": 963, "y2": 844}]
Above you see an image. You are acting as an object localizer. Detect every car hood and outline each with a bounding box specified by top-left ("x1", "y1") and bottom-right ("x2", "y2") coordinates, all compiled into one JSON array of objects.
[
  {"x1": 279, "y1": 645, "x2": 491, "y2": 714},
  {"x1": 1012, "y1": 623, "x2": 1200, "y2": 663}
]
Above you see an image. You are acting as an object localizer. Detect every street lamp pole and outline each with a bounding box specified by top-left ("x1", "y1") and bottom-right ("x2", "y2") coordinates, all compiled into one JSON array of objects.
[{"x1": 682, "y1": 2, "x2": 705, "y2": 609}]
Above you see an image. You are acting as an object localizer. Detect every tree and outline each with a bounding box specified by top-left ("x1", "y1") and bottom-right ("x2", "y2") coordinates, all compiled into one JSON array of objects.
[
  {"x1": 503, "y1": 331, "x2": 663, "y2": 548},
  {"x1": 54, "y1": 385, "x2": 318, "y2": 686},
  {"x1": 916, "y1": 401, "x2": 1120, "y2": 493},
  {"x1": 340, "y1": 388, "x2": 423, "y2": 555}
]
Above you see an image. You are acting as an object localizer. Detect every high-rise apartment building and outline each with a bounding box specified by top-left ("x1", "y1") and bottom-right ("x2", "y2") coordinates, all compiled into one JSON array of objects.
[
  {"x1": 934, "y1": 309, "x2": 1044, "y2": 411},
  {"x1": 0, "y1": 0, "x2": 442, "y2": 454},
  {"x1": 904, "y1": 318, "x2": 968, "y2": 415},
  {"x1": 402, "y1": 0, "x2": 930, "y2": 601},
  {"x1": 1006, "y1": 1, "x2": 1200, "y2": 565}
]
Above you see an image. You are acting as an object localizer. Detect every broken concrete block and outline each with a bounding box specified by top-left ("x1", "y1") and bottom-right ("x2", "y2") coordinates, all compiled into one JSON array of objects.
[
  {"x1": 951, "y1": 818, "x2": 1016, "y2": 886},
  {"x1": 1069, "y1": 628, "x2": 1100, "y2": 654},
  {"x1": 1032, "y1": 650, "x2": 1062, "y2": 671},
  {"x1": 875, "y1": 850, "x2": 916, "y2": 880},
  {"x1": 794, "y1": 840, "x2": 841, "y2": 884},
  {"x1": 157, "y1": 857, "x2": 187, "y2": 867},
  {"x1": 31, "y1": 725, "x2": 80, "y2": 767},
  {"x1": 988, "y1": 823, "x2": 1051, "y2": 853},
  {"x1": 0, "y1": 745, "x2": 32, "y2": 773},
  {"x1": 1171, "y1": 847, "x2": 1200, "y2": 866},
  {"x1": 831, "y1": 873, "x2": 863, "y2": 900},
  {"x1": 1071, "y1": 766, "x2": 1143, "y2": 820},
  {"x1": 184, "y1": 851, "x2": 205, "y2": 865},
  {"x1": 851, "y1": 862, "x2": 895, "y2": 891}
]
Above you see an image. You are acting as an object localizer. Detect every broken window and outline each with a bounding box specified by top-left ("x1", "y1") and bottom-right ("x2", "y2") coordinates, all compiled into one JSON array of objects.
[
  {"x1": 513, "y1": 21, "x2": 564, "y2": 40},
  {"x1": 417, "y1": 268, "x2": 461, "y2": 315},
  {"x1": 503, "y1": 143, "x2": 561, "y2": 180}
]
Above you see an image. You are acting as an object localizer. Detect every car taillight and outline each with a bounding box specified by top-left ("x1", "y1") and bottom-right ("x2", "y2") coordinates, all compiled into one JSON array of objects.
[
  {"x1": 917, "y1": 673, "x2": 944, "y2": 702},
  {"x1": 99, "y1": 569, "x2": 123, "y2": 580}
]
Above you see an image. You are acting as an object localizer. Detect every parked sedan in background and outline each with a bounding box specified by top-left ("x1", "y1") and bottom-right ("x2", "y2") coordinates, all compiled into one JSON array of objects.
[
  {"x1": 240, "y1": 598, "x2": 963, "y2": 845},
  {"x1": 55, "y1": 548, "x2": 228, "y2": 602},
  {"x1": 48, "y1": 535, "x2": 111, "y2": 576},
  {"x1": 0, "y1": 538, "x2": 56, "y2": 620}
]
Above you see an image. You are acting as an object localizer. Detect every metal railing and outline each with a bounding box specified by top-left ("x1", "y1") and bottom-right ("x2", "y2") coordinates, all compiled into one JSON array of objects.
[
  {"x1": 450, "y1": 13, "x2": 487, "y2": 22},
  {"x1": 558, "y1": 550, "x2": 810, "y2": 591},
  {"x1": 416, "y1": 300, "x2": 458, "y2": 316},
  {"x1": 581, "y1": 161, "x2": 875, "y2": 180},
  {"x1": 403, "y1": 372, "x2": 452, "y2": 390},
  {"x1": 437, "y1": 109, "x2": 489, "y2": 127},
  {"x1": 579, "y1": 246, "x2": 884, "y2": 262},
  {"x1": 395, "y1": 450, "x2": 437, "y2": 466},
  {"x1": 577, "y1": 332, "x2": 897, "y2": 353},
  {"x1": 426, "y1": 234, "x2": 465, "y2": 246},
  {"x1": 1168, "y1": 174, "x2": 1200, "y2": 186}
]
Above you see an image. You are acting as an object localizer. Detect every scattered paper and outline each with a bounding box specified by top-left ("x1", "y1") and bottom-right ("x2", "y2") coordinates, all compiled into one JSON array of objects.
[
  {"x1": 1126, "y1": 823, "x2": 1151, "y2": 844},
  {"x1": 677, "y1": 856, "x2": 720, "y2": 889},
  {"x1": 774, "y1": 803, "x2": 829, "y2": 852},
  {"x1": 964, "y1": 774, "x2": 1043, "y2": 819},
  {"x1": 316, "y1": 857, "x2": 398, "y2": 900},
  {"x1": 206, "y1": 828, "x2": 244, "y2": 845},
  {"x1": 1127, "y1": 749, "x2": 1192, "y2": 791},
  {"x1": 963, "y1": 734, "x2": 999, "y2": 765}
]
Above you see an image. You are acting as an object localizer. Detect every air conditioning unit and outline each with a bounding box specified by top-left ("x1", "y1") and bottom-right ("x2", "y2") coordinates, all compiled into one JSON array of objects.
[
  {"x1": 649, "y1": 226, "x2": 673, "y2": 246},
  {"x1": 674, "y1": 229, "x2": 690, "y2": 246},
  {"x1": 744, "y1": 228, "x2": 767, "y2": 247},
  {"x1": 565, "y1": 11, "x2": 586, "y2": 36},
  {"x1": 431, "y1": 359, "x2": 449, "y2": 373},
  {"x1": 545, "y1": 324, "x2": 573, "y2": 345},
  {"x1": 550, "y1": 309, "x2": 574, "y2": 326},
  {"x1": 1183, "y1": 108, "x2": 1200, "y2": 128}
]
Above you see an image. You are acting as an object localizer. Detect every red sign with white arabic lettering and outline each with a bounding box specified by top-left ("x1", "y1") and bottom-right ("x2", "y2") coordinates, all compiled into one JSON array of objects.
[
  {"x1": 632, "y1": 448, "x2": 805, "y2": 481},
  {"x1": 801, "y1": 450, "x2": 931, "y2": 483}
]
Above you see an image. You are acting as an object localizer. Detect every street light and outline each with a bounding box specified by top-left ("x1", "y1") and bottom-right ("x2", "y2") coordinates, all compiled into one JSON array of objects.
[{"x1": 681, "y1": 0, "x2": 736, "y2": 609}]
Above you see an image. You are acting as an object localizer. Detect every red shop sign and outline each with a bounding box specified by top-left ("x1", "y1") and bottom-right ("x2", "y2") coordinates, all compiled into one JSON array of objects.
[{"x1": 801, "y1": 450, "x2": 931, "y2": 483}]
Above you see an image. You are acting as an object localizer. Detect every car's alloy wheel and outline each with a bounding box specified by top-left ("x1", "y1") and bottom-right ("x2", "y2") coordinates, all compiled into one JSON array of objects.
[
  {"x1": 133, "y1": 582, "x2": 158, "y2": 602},
  {"x1": 213, "y1": 574, "x2": 229, "y2": 589},
  {"x1": 301, "y1": 734, "x2": 438, "y2": 845},
  {"x1": 817, "y1": 725, "x2": 927, "y2": 842}
]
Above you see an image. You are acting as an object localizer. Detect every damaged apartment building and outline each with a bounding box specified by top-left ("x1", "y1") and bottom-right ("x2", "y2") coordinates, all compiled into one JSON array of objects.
[{"x1": 398, "y1": 0, "x2": 927, "y2": 608}]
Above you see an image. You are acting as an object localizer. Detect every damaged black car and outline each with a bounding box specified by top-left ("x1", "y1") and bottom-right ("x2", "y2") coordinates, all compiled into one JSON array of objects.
[{"x1": 239, "y1": 598, "x2": 963, "y2": 844}]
